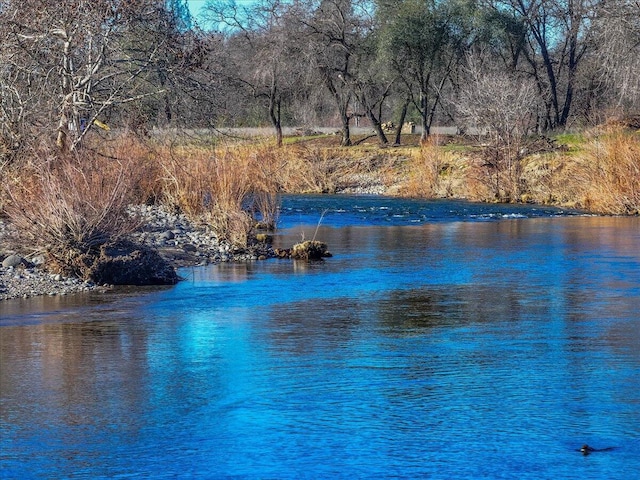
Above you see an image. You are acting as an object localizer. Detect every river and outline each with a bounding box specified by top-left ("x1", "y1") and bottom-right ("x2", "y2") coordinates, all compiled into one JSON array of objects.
[{"x1": 1, "y1": 195, "x2": 639, "y2": 479}]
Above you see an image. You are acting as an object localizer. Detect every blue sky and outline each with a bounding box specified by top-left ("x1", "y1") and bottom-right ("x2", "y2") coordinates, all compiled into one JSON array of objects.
[
  {"x1": 186, "y1": 0, "x2": 208, "y2": 21},
  {"x1": 186, "y1": 0, "x2": 257, "y2": 22}
]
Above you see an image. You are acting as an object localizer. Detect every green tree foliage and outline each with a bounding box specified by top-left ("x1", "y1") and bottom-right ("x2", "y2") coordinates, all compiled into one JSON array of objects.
[{"x1": 375, "y1": 0, "x2": 471, "y2": 142}]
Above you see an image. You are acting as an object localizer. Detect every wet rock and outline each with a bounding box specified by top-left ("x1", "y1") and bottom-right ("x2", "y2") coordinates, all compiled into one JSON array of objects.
[
  {"x1": 274, "y1": 248, "x2": 292, "y2": 259},
  {"x1": 182, "y1": 243, "x2": 197, "y2": 253}
]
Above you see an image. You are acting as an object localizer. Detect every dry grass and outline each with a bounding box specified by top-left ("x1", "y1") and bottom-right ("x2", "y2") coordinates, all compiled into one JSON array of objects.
[
  {"x1": 400, "y1": 139, "x2": 454, "y2": 197},
  {"x1": 274, "y1": 144, "x2": 343, "y2": 194},
  {"x1": 158, "y1": 141, "x2": 289, "y2": 246},
  {"x1": 4, "y1": 151, "x2": 144, "y2": 274},
  {"x1": 159, "y1": 145, "x2": 253, "y2": 246},
  {"x1": 570, "y1": 127, "x2": 640, "y2": 214},
  {"x1": 3, "y1": 125, "x2": 638, "y2": 277}
]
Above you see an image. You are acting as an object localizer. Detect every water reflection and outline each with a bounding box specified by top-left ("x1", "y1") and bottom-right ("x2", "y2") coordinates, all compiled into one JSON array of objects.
[{"x1": 1, "y1": 212, "x2": 640, "y2": 478}]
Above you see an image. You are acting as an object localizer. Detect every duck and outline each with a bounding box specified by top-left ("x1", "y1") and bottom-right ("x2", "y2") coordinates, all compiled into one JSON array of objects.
[{"x1": 579, "y1": 444, "x2": 615, "y2": 455}]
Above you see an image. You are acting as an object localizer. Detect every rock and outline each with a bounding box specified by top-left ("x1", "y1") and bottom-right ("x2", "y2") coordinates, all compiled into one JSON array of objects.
[
  {"x1": 30, "y1": 254, "x2": 46, "y2": 266},
  {"x1": 182, "y1": 243, "x2": 197, "y2": 253},
  {"x1": 274, "y1": 248, "x2": 291, "y2": 258},
  {"x1": 255, "y1": 233, "x2": 273, "y2": 243},
  {"x1": 79, "y1": 241, "x2": 179, "y2": 286},
  {"x1": 160, "y1": 230, "x2": 175, "y2": 240},
  {"x1": 2, "y1": 254, "x2": 25, "y2": 268}
]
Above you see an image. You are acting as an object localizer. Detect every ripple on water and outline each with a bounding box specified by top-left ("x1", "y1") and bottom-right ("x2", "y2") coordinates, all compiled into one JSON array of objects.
[{"x1": 1, "y1": 201, "x2": 638, "y2": 479}]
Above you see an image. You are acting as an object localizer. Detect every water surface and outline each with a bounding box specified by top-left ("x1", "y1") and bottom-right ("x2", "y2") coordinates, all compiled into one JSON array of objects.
[{"x1": 2, "y1": 196, "x2": 639, "y2": 479}]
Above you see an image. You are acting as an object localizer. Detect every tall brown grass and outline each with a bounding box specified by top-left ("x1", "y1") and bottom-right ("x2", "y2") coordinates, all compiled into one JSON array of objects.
[
  {"x1": 571, "y1": 127, "x2": 640, "y2": 214},
  {"x1": 5, "y1": 151, "x2": 144, "y2": 273},
  {"x1": 158, "y1": 142, "x2": 287, "y2": 246},
  {"x1": 274, "y1": 144, "x2": 342, "y2": 194},
  {"x1": 400, "y1": 139, "x2": 466, "y2": 198},
  {"x1": 4, "y1": 126, "x2": 637, "y2": 279},
  {"x1": 402, "y1": 141, "x2": 445, "y2": 197}
]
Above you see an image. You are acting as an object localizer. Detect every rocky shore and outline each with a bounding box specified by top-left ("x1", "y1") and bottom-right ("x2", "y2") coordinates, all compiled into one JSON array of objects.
[{"x1": 0, "y1": 205, "x2": 274, "y2": 301}]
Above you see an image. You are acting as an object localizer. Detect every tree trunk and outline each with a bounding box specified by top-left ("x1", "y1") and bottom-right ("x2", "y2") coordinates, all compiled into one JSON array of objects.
[
  {"x1": 319, "y1": 67, "x2": 351, "y2": 146},
  {"x1": 269, "y1": 92, "x2": 283, "y2": 148},
  {"x1": 367, "y1": 110, "x2": 388, "y2": 145},
  {"x1": 560, "y1": 26, "x2": 581, "y2": 128},
  {"x1": 532, "y1": 27, "x2": 561, "y2": 128},
  {"x1": 394, "y1": 98, "x2": 410, "y2": 145},
  {"x1": 339, "y1": 109, "x2": 351, "y2": 147},
  {"x1": 419, "y1": 89, "x2": 430, "y2": 144},
  {"x1": 56, "y1": 110, "x2": 69, "y2": 151}
]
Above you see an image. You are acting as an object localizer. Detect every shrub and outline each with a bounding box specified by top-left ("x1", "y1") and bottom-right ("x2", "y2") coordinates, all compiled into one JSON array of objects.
[
  {"x1": 573, "y1": 127, "x2": 640, "y2": 214},
  {"x1": 159, "y1": 142, "x2": 284, "y2": 246},
  {"x1": 5, "y1": 152, "x2": 143, "y2": 274},
  {"x1": 457, "y1": 54, "x2": 539, "y2": 201}
]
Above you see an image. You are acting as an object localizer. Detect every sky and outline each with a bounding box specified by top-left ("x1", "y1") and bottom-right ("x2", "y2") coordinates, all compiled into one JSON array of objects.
[
  {"x1": 186, "y1": 0, "x2": 208, "y2": 21},
  {"x1": 186, "y1": 0, "x2": 257, "y2": 23}
]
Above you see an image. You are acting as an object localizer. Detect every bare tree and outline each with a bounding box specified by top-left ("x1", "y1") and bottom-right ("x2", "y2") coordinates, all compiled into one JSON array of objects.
[
  {"x1": 0, "y1": 0, "x2": 173, "y2": 153},
  {"x1": 457, "y1": 52, "x2": 539, "y2": 200},
  {"x1": 205, "y1": 0, "x2": 307, "y2": 146},
  {"x1": 490, "y1": 0, "x2": 603, "y2": 129},
  {"x1": 300, "y1": 0, "x2": 376, "y2": 146},
  {"x1": 591, "y1": 0, "x2": 640, "y2": 113}
]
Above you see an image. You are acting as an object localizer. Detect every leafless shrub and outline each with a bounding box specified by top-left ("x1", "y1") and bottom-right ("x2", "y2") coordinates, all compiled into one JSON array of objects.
[
  {"x1": 5, "y1": 153, "x2": 143, "y2": 274},
  {"x1": 592, "y1": 3, "x2": 640, "y2": 112},
  {"x1": 457, "y1": 54, "x2": 539, "y2": 201}
]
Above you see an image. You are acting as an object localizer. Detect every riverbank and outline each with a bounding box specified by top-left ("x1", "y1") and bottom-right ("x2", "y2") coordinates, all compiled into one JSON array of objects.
[
  {"x1": 1, "y1": 124, "x2": 638, "y2": 301},
  {"x1": 279, "y1": 124, "x2": 639, "y2": 215},
  {"x1": 0, "y1": 205, "x2": 274, "y2": 301}
]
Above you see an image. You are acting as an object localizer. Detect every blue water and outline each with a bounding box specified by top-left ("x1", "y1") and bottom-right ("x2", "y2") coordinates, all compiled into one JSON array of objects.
[
  {"x1": 276, "y1": 194, "x2": 578, "y2": 228},
  {"x1": 1, "y1": 196, "x2": 639, "y2": 479}
]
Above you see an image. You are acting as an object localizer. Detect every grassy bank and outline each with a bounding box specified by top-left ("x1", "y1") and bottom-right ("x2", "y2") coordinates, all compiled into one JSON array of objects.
[
  {"x1": 1, "y1": 123, "x2": 638, "y2": 277},
  {"x1": 278, "y1": 124, "x2": 640, "y2": 215}
]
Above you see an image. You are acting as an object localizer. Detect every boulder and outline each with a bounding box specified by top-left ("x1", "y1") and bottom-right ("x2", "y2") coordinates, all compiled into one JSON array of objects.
[
  {"x1": 79, "y1": 241, "x2": 179, "y2": 285},
  {"x1": 2, "y1": 254, "x2": 26, "y2": 268}
]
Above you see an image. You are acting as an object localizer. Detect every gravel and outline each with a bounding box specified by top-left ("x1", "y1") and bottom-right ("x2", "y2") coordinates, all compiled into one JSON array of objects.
[{"x1": 0, "y1": 205, "x2": 274, "y2": 301}]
